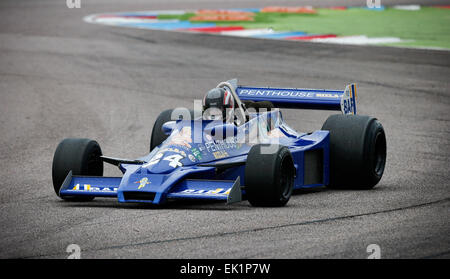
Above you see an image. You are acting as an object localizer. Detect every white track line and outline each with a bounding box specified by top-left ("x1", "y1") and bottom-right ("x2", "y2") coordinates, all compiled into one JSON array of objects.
[
  {"x1": 220, "y1": 28, "x2": 275, "y2": 37},
  {"x1": 311, "y1": 35, "x2": 404, "y2": 45}
]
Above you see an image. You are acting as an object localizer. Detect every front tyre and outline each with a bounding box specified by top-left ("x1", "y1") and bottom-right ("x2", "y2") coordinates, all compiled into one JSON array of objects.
[
  {"x1": 245, "y1": 144, "x2": 295, "y2": 207},
  {"x1": 52, "y1": 138, "x2": 103, "y2": 200},
  {"x1": 322, "y1": 114, "x2": 386, "y2": 189}
]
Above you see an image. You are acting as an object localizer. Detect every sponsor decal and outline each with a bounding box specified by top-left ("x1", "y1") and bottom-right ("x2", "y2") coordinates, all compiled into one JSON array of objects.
[
  {"x1": 135, "y1": 177, "x2": 151, "y2": 189},
  {"x1": 341, "y1": 84, "x2": 357, "y2": 115},
  {"x1": 159, "y1": 147, "x2": 187, "y2": 157},
  {"x1": 191, "y1": 147, "x2": 203, "y2": 160},
  {"x1": 70, "y1": 184, "x2": 117, "y2": 192},
  {"x1": 197, "y1": 144, "x2": 206, "y2": 152},
  {"x1": 238, "y1": 89, "x2": 341, "y2": 99},
  {"x1": 180, "y1": 188, "x2": 231, "y2": 196},
  {"x1": 204, "y1": 137, "x2": 237, "y2": 153},
  {"x1": 316, "y1": 93, "x2": 340, "y2": 98},
  {"x1": 188, "y1": 154, "x2": 196, "y2": 162},
  {"x1": 213, "y1": 150, "x2": 229, "y2": 159},
  {"x1": 239, "y1": 89, "x2": 316, "y2": 97}
]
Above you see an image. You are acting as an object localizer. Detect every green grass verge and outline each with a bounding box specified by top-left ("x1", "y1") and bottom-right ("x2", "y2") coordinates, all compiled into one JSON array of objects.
[
  {"x1": 157, "y1": 13, "x2": 196, "y2": 21},
  {"x1": 158, "y1": 7, "x2": 450, "y2": 49}
]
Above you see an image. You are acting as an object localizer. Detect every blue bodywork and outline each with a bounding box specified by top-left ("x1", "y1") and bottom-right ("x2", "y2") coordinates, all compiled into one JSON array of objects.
[
  {"x1": 59, "y1": 110, "x2": 329, "y2": 205},
  {"x1": 58, "y1": 81, "x2": 357, "y2": 205}
]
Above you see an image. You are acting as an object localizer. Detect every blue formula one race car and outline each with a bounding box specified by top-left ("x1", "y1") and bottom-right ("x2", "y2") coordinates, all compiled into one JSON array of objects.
[{"x1": 52, "y1": 79, "x2": 386, "y2": 207}]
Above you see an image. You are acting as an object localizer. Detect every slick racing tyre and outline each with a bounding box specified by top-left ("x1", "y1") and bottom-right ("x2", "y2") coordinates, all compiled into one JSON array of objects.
[
  {"x1": 245, "y1": 144, "x2": 295, "y2": 207},
  {"x1": 52, "y1": 138, "x2": 103, "y2": 201},
  {"x1": 150, "y1": 108, "x2": 195, "y2": 152},
  {"x1": 322, "y1": 114, "x2": 386, "y2": 189}
]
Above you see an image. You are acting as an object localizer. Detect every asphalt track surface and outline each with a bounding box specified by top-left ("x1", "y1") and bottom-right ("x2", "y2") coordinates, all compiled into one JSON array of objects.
[{"x1": 0, "y1": 0, "x2": 449, "y2": 259}]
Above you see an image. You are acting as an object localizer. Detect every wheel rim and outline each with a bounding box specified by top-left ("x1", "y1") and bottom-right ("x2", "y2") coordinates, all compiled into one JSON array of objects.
[
  {"x1": 374, "y1": 132, "x2": 386, "y2": 176},
  {"x1": 279, "y1": 157, "x2": 294, "y2": 200},
  {"x1": 87, "y1": 149, "x2": 102, "y2": 176}
]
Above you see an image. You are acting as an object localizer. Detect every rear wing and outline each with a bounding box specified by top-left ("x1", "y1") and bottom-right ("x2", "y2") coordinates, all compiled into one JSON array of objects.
[{"x1": 236, "y1": 83, "x2": 357, "y2": 114}]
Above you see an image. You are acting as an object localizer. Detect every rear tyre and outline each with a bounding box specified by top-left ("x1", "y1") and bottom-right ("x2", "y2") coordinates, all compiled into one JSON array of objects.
[
  {"x1": 150, "y1": 108, "x2": 195, "y2": 152},
  {"x1": 245, "y1": 144, "x2": 295, "y2": 207},
  {"x1": 322, "y1": 114, "x2": 386, "y2": 189},
  {"x1": 52, "y1": 138, "x2": 103, "y2": 201}
]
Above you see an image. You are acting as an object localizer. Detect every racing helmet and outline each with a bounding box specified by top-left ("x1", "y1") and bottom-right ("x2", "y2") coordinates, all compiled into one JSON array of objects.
[{"x1": 202, "y1": 87, "x2": 235, "y2": 123}]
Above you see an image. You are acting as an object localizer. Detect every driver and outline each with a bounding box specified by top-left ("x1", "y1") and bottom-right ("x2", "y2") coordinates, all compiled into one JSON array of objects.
[{"x1": 202, "y1": 87, "x2": 235, "y2": 124}]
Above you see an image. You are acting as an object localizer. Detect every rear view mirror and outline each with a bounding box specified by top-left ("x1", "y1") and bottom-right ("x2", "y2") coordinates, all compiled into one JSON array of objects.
[{"x1": 161, "y1": 121, "x2": 177, "y2": 135}]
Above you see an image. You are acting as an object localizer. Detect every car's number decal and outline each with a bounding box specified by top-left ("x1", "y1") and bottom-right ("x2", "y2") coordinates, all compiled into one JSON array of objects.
[
  {"x1": 163, "y1": 154, "x2": 184, "y2": 168},
  {"x1": 143, "y1": 152, "x2": 164, "y2": 167}
]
